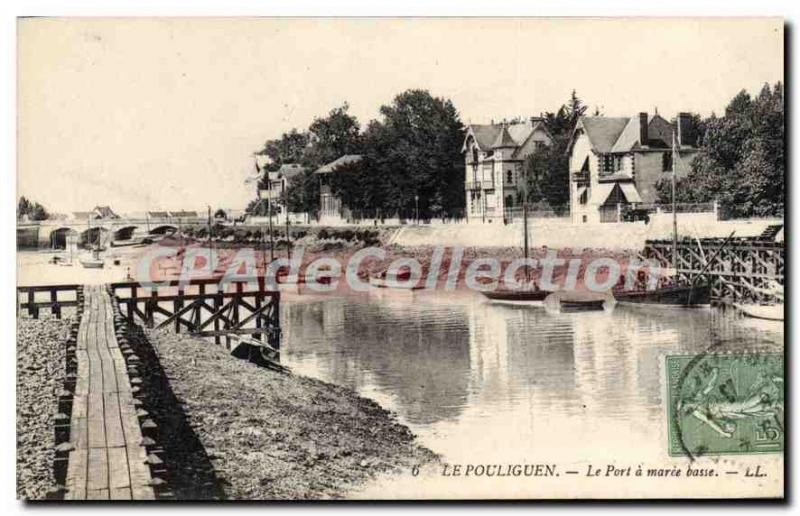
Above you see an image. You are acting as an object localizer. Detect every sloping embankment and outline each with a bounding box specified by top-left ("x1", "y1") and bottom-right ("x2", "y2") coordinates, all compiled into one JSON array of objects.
[
  {"x1": 17, "y1": 316, "x2": 72, "y2": 500},
  {"x1": 133, "y1": 327, "x2": 437, "y2": 500}
]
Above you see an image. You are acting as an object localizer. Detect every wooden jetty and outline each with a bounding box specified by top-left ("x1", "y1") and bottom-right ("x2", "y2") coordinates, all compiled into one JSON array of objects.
[
  {"x1": 643, "y1": 237, "x2": 784, "y2": 303},
  {"x1": 64, "y1": 285, "x2": 155, "y2": 500},
  {"x1": 109, "y1": 277, "x2": 281, "y2": 361}
]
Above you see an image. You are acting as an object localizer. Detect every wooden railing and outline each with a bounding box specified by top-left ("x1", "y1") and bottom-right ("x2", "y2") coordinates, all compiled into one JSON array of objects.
[
  {"x1": 17, "y1": 284, "x2": 82, "y2": 319},
  {"x1": 110, "y1": 277, "x2": 281, "y2": 360}
]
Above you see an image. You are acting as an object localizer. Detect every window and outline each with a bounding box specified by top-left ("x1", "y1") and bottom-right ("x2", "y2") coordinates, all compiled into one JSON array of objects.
[
  {"x1": 600, "y1": 155, "x2": 615, "y2": 174},
  {"x1": 534, "y1": 141, "x2": 546, "y2": 151},
  {"x1": 471, "y1": 145, "x2": 478, "y2": 165},
  {"x1": 582, "y1": 215, "x2": 588, "y2": 223},
  {"x1": 662, "y1": 152, "x2": 673, "y2": 172},
  {"x1": 506, "y1": 170, "x2": 513, "y2": 184}
]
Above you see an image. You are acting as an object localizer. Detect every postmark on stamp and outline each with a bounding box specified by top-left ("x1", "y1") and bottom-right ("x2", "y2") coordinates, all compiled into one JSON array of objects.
[{"x1": 666, "y1": 352, "x2": 784, "y2": 457}]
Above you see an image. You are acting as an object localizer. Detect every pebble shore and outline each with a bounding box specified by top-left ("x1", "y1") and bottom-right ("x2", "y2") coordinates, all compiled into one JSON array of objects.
[{"x1": 17, "y1": 315, "x2": 72, "y2": 500}]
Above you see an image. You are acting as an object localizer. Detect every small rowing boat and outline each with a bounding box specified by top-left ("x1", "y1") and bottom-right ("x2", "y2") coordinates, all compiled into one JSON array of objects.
[
  {"x1": 733, "y1": 303, "x2": 784, "y2": 322},
  {"x1": 481, "y1": 287, "x2": 549, "y2": 305},
  {"x1": 545, "y1": 291, "x2": 609, "y2": 312}
]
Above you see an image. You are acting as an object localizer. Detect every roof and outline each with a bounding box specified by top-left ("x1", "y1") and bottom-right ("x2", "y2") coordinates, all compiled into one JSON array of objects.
[
  {"x1": 577, "y1": 117, "x2": 630, "y2": 153},
  {"x1": 463, "y1": 121, "x2": 545, "y2": 152},
  {"x1": 276, "y1": 163, "x2": 306, "y2": 180},
  {"x1": 92, "y1": 205, "x2": 118, "y2": 219},
  {"x1": 575, "y1": 113, "x2": 697, "y2": 155},
  {"x1": 491, "y1": 125, "x2": 517, "y2": 149},
  {"x1": 169, "y1": 210, "x2": 199, "y2": 218},
  {"x1": 315, "y1": 154, "x2": 363, "y2": 174},
  {"x1": 147, "y1": 211, "x2": 170, "y2": 218}
]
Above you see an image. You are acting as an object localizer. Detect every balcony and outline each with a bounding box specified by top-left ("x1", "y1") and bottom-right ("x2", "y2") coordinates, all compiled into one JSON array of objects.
[
  {"x1": 571, "y1": 171, "x2": 589, "y2": 182},
  {"x1": 465, "y1": 180, "x2": 496, "y2": 190}
]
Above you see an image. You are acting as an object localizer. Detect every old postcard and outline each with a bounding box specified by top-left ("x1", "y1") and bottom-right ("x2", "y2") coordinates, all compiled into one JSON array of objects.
[{"x1": 16, "y1": 17, "x2": 784, "y2": 500}]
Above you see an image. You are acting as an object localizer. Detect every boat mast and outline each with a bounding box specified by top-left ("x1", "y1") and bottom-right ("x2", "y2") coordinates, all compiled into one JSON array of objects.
[
  {"x1": 671, "y1": 130, "x2": 678, "y2": 275},
  {"x1": 523, "y1": 196, "x2": 530, "y2": 283}
]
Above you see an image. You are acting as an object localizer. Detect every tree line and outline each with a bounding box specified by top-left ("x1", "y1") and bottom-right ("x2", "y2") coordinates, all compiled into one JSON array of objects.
[
  {"x1": 17, "y1": 196, "x2": 49, "y2": 221},
  {"x1": 656, "y1": 82, "x2": 784, "y2": 218},
  {"x1": 249, "y1": 84, "x2": 784, "y2": 220}
]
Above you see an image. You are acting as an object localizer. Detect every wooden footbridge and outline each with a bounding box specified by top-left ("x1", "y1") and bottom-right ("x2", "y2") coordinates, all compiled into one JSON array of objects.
[
  {"x1": 17, "y1": 277, "x2": 283, "y2": 500},
  {"x1": 64, "y1": 286, "x2": 155, "y2": 500}
]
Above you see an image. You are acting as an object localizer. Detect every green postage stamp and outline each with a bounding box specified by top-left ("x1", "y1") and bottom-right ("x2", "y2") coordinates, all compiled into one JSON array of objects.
[{"x1": 666, "y1": 352, "x2": 784, "y2": 457}]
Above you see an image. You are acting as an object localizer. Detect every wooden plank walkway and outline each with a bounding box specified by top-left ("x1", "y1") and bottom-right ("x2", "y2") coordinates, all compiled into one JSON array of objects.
[{"x1": 65, "y1": 285, "x2": 155, "y2": 501}]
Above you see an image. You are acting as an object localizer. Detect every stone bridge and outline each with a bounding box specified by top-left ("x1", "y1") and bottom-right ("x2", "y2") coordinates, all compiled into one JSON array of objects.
[{"x1": 17, "y1": 217, "x2": 205, "y2": 249}]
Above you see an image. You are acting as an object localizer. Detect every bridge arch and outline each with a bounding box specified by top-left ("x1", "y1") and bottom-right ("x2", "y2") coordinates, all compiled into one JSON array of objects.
[
  {"x1": 149, "y1": 225, "x2": 178, "y2": 236},
  {"x1": 49, "y1": 227, "x2": 79, "y2": 250},
  {"x1": 113, "y1": 225, "x2": 139, "y2": 241},
  {"x1": 80, "y1": 227, "x2": 110, "y2": 248}
]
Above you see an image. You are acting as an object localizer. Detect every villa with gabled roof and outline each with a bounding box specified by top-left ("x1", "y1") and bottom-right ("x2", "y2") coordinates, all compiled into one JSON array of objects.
[
  {"x1": 462, "y1": 118, "x2": 552, "y2": 222},
  {"x1": 567, "y1": 112, "x2": 700, "y2": 224}
]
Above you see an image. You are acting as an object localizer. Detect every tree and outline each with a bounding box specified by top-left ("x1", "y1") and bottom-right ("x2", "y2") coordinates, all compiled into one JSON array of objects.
[
  {"x1": 522, "y1": 90, "x2": 587, "y2": 210},
  {"x1": 284, "y1": 168, "x2": 321, "y2": 216},
  {"x1": 304, "y1": 103, "x2": 362, "y2": 166},
  {"x1": 656, "y1": 82, "x2": 784, "y2": 217},
  {"x1": 360, "y1": 89, "x2": 465, "y2": 218},
  {"x1": 17, "y1": 196, "x2": 49, "y2": 221},
  {"x1": 257, "y1": 129, "x2": 310, "y2": 172}
]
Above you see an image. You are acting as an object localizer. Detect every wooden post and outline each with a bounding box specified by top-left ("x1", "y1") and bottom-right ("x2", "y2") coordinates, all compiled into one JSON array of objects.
[
  {"x1": 129, "y1": 285, "x2": 137, "y2": 322},
  {"x1": 147, "y1": 289, "x2": 157, "y2": 328},
  {"x1": 175, "y1": 287, "x2": 184, "y2": 333},
  {"x1": 28, "y1": 289, "x2": 38, "y2": 319},
  {"x1": 214, "y1": 289, "x2": 222, "y2": 346},
  {"x1": 51, "y1": 288, "x2": 61, "y2": 319}
]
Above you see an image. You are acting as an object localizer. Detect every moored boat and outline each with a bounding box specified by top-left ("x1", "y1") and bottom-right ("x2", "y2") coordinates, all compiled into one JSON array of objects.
[
  {"x1": 733, "y1": 303, "x2": 784, "y2": 321},
  {"x1": 481, "y1": 287, "x2": 549, "y2": 304},
  {"x1": 79, "y1": 253, "x2": 104, "y2": 269},
  {"x1": 613, "y1": 283, "x2": 711, "y2": 307},
  {"x1": 547, "y1": 291, "x2": 608, "y2": 312}
]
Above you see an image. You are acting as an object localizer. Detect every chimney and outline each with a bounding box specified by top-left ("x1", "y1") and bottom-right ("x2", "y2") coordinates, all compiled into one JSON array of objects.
[
  {"x1": 677, "y1": 112, "x2": 693, "y2": 147},
  {"x1": 639, "y1": 112, "x2": 648, "y2": 146}
]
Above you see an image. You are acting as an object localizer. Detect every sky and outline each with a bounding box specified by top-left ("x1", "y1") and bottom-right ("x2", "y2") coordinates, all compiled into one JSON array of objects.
[{"x1": 18, "y1": 17, "x2": 783, "y2": 214}]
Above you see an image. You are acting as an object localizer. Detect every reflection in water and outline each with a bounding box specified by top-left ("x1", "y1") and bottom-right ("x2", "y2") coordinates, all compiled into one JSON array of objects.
[{"x1": 281, "y1": 291, "x2": 784, "y2": 464}]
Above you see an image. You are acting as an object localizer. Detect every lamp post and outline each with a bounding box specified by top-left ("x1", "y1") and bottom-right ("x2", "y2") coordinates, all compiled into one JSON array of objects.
[{"x1": 414, "y1": 194, "x2": 419, "y2": 225}]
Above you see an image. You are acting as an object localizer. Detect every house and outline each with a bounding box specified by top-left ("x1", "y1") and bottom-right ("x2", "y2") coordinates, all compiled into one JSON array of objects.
[
  {"x1": 168, "y1": 210, "x2": 200, "y2": 220},
  {"x1": 315, "y1": 155, "x2": 363, "y2": 224},
  {"x1": 71, "y1": 206, "x2": 120, "y2": 220},
  {"x1": 259, "y1": 164, "x2": 306, "y2": 210},
  {"x1": 462, "y1": 118, "x2": 552, "y2": 222},
  {"x1": 567, "y1": 112, "x2": 700, "y2": 224},
  {"x1": 92, "y1": 205, "x2": 119, "y2": 219}
]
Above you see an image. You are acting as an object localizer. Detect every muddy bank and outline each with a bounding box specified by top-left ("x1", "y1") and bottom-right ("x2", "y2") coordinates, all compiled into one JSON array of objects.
[
  {"x1": 133, "y1": 327, "x2": 437, "y2": 500},
  {"x1": 16, "y1": 315, "x2": 72, "y2": 500}
]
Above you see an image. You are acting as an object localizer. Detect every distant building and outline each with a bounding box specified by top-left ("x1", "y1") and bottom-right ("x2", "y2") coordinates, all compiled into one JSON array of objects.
[
  {"x1": 260, "y1": 164, "x2": 306, "y2": 212},
  {"x1": 71, "y1": 206, "x2": 120, "y2": 220},
  {"x1": 462, "y1": 118, "x2": 552, "y2": 222},
  {"x1": 567, "y1": 112, "x2": 700, "y2": 223},
  {"x1": 315, "y1": 155, "x2": 362, "y2": 224},
  {"x1": 168, "y1": 210, "x2": 200, "y2": 220}
]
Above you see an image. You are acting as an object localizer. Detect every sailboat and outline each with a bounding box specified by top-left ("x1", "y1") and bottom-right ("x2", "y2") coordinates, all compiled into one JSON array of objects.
[
  {"x1": 613, "y1": 129, "x2": 710, "y2": 307},
  {"x1": 79, "y1": 216, "x2": 105, "y2": 269},
  {"x1": 482, "y1": 196, "x2": 550, "y2": 304}
]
